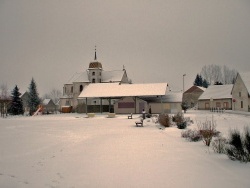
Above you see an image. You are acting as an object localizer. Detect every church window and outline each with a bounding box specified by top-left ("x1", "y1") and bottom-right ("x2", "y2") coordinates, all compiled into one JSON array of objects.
[
  {"x1": 80, "y1": 85, "x2": 83, "y2": 92},
  {"x1": 92, "y1": 79, "x2": 95, "y2": 83}
]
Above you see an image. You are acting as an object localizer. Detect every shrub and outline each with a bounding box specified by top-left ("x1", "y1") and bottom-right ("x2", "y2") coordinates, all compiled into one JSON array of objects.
[
  {"x1": 225, "y1": 127, "x2": 250, "y2": 162},
  {"x1": 173, "y1": 112, "x2": 187, "y2": 129},
  {"x1": 181, "y1": 101, "x2": 189, "y2": 113},
  {"x1": 158, "y1": 113, "x2": 171, "y2": 127},
  {"x1": 181, "y1": 129, "x2": 202, "y2": 142},
  {"x1": 177, "y1": 121, "x2": 187, "y2": 129},
  {"x1": 197, "y1": 118, "x2": 217, "y2": 146},
  {"x1": 212, "y1": 136, "x2": 227, "y2": 154},
  {"x1": 172, "y1": 112, "x2": 183, "y2": 123}
]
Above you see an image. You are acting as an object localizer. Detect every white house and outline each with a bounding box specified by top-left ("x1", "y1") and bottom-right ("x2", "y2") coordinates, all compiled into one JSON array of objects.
[
  {"x1": 198, "y1": 84, "x2": 233, "y2": 110},
  {"x1": 231, "y1": 72, "x2": 250, "y2": 112}
]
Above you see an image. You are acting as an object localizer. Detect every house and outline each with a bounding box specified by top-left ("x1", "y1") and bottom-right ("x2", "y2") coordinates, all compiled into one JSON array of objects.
[
  {"x1": 183, "y1": 86, "x2": 206, "y2": 108},
  {"x1": 231, "y1": 72, "x2": 250, "y2": 112},
  {"x1": 78, "y1": 83, "x2": 168, "y2": 114},
  {"x1": 60, "y1": 49, "x2": 130, "y2": 112},
  {"x1": 198, "y1": 84, "x2": 233, "y2": 110},
  {"x1": 42, "y1": 99, "x2": 56, "y2": 114}
]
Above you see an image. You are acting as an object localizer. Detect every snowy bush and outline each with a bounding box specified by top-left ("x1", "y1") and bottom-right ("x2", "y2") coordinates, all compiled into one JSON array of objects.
[
  {"x1": 212, "y1": 136, "x2": 227, "y2": 154},
  {"x1": 225, "y1": 127, "x2": 250, "y2": 162},
  {"x1": 181, "y1": 129, "x2": 202, "y2": 142},
  {"x1": 173, "y1": 113, "x2": 187, "y2": 129},
  {"x1": 172, "y1": 112, "x2": 183, "y2": 123},
  {"x1": 197, "y1": 118, "x2": 218, "y2": 146},
  {"x1": 158, "y1": 113, "x2": 171, "y2": 127}
]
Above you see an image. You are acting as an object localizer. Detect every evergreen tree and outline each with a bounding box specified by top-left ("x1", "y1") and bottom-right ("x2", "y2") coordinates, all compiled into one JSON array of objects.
[
  {"x1": 27, "y1": 78, "x2": 40, "y2": 115},
  {"x1": 202, "y1": 78, "x2": 209, "y2": 88},
  {"x1": 194, "y1": 74, "x2": 203, "y2": 86},
  {"x1": 9, "y1": 85, "x2": 24, "y2": 115}
]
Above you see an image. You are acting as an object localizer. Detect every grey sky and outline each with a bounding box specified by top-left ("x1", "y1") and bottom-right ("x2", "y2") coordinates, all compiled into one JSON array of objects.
[{"x1": 1, "y1": 0, "x2": 250, "y2": 95}]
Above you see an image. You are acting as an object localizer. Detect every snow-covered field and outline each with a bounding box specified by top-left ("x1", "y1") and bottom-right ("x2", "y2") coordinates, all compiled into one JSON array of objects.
[{"x1": 0, "y1": 111, "x2": 250, "y2": 188}]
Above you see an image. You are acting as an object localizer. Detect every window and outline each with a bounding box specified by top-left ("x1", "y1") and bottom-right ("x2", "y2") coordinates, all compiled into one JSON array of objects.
[
  {"x1": 239, "y1": 92, "x2": 241, "y2": 97},
  {"x1": 80, "y1": 85, "x2": 83, "y2": 92},
  {"x1": 241, "y1": 101, "x2": 243, "y2": 108},
  {"x1": 205, "y1": 103, "x2": 210, "y2": 109},
  {"x1": 92, "y1": 72, "x2": 95, "y2": 76},
  {"x1": 92, "y1": 79, "x2": 95, "y2": 83},
  {"x1": 216, "y1": 102, "x2": 221, "y2": 108},
  {"x1": 66, "y1": 100, "x2": 70, "y2": 106},
  {"x1": 223, "y1": 102, "x2": 229, "y2": 109},
  {"x1": 71, "y1": 86, "x2": 73, "y2": 93}
]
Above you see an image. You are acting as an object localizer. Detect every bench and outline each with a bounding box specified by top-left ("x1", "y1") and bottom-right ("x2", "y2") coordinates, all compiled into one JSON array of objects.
[
  {"x1": 107, "y1": 113, "x2": 116, "y2": 118},
  {"x1": 128, "y1": 113, "x2": 133, "y2": 119},
  {"x1": 87, "y1": 113, "x2": 95, "y2": 118},
  {"x1": 135, "y1": 119, "x2": 143, "y2": 127}
]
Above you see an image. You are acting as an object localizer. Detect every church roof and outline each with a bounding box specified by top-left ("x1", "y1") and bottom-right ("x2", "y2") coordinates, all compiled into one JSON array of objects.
[
  {"x1": 102, "y1": 70, "x2": 126, "y2": 82},
  {"x1": 89, "y1": 61, "x2": 102, "y2": 69},
  {"x1": 78, "y1": 83, "x2": 168, "y2": 98},
  {"x1": 199, "y1": 84, "x2": 233, "y2": 100},
  {"x1": 66, "y1": 72, "x2": 89, "y2": 84}
]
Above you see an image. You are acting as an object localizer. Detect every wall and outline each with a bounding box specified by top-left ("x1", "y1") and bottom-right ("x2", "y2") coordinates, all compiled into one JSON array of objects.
[
  {"x1": 198, "y1": 99, "x2": 232, "y2": 110},
  {"x1": 114, "y1": 97, "x2": 148, "y2": 114}
]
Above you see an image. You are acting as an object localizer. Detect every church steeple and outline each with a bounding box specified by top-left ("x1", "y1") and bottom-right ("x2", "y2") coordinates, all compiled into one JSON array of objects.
[{"x1": 94, "y1": 46, "x2": 97, "y2": 61}]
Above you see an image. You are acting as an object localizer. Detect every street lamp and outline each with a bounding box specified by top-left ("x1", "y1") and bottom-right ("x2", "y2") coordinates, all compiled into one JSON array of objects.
[{"x1": 183, "y1": 74, "x2": 186, "y2": 92}]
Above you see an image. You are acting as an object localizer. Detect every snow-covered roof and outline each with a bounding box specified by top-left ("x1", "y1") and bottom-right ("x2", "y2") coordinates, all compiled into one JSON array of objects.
[
  {"x1": 43, "y1": 99, "x2": 52, "y2": 105},
  {"x1": 78, "y1": 83, "x2": 168, "y2": 98},
  {"x1": 198, "y1": 84, "x2": 233, "y2": 100},
  {"x1": 101, "y1": 70, "x2": 125, "y2": 82},
  {"x1": 164, "y1": 92, "x2": 183, "y2": 103},
  {"x1": 240, "y1": 72, "x2": 250, "y2": 95},
  {"x1": 184, "y1": 85, "x2": 206, "y2": 93},
  {"x1": 141, "y1": 91, "x2": 182, "y2": 103},
  {"x1": 66, "y1": 72, "x2": 89, "y2": 84}
]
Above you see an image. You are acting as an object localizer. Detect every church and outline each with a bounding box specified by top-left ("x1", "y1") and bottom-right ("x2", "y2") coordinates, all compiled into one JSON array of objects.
[{"x1": 60, "y1": 49, "x2": 130, "y2": 112}]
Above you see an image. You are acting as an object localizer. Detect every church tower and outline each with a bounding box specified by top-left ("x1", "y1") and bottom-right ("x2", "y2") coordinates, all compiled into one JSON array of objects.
[{"x1": 88, "y1": 47, "x2": 102, "y2": 83}]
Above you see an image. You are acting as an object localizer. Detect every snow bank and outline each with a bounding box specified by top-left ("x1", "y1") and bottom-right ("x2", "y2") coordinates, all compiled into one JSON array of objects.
[{"x1": 0, "y1": 111, "x2": 249, "y2": 188}]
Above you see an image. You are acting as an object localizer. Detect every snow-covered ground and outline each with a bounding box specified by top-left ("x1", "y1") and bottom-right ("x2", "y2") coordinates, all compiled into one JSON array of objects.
[{"x1": 0, "y1": 111, "x2": 250, "y2": 188}]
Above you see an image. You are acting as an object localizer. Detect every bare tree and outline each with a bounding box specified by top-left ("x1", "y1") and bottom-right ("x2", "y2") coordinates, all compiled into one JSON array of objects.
[
  {"x1": 43, "y1": 88, "x2": 62, "y2": 104},
  {"x1": 0, "y1": 83, "x2": 11, "y2": 117},
  {"x1": 222, "y1": 65, "x2": 237, "y2": 84},
  {"x1": 201, "y1": 65, "x2": 237, "y2": 85},
  {"x1": 0, "y1": 83, "x2": 10, "y2": 100}
]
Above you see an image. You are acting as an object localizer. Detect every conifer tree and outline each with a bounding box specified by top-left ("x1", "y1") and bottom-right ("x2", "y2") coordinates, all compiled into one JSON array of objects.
[
  {"x1": 202, "y1": 78, "x2": 209, "y2": 88},
  {"x1": 27, "y1": 78, "x2": 40, "y2": 115},
  {"x1": 194, "y1": 74, "x2": 202, "y2": 86},
  {"x1": 9, "y1": 85, "x2": 24, "y2": 115}
]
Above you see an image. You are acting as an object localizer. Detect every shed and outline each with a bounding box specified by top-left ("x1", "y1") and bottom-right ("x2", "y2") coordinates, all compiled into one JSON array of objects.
[{"x1": 78, "y1": 83, "x2": 169, "y2": 114}]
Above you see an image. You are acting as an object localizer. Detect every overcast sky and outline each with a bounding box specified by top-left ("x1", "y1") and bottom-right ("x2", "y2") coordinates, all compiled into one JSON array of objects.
[{"x1": 1, "y1": 0, "x2": 250, "y2": 96}]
